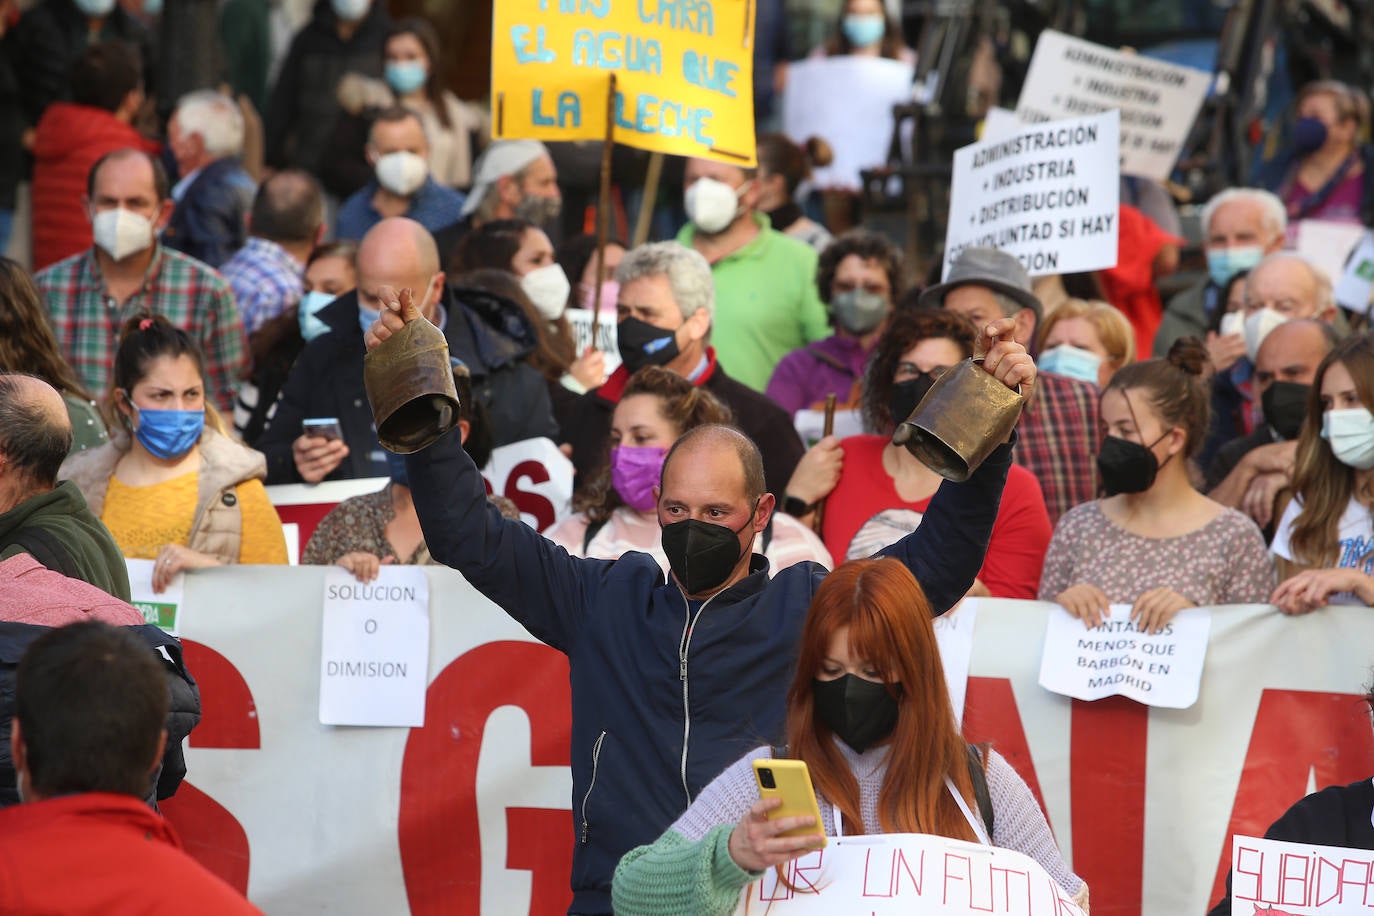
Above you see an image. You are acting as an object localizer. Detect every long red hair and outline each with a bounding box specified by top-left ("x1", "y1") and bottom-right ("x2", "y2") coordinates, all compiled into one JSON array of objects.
[{"x1": 785, "y1": 558, "x2": 977, "y2": 841}]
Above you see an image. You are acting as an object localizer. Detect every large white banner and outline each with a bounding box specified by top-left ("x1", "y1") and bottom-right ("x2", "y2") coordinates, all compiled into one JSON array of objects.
[
  {"x1": 161, "y1": 578, "x2": 1374, "y2": 915},
  {"x1": 1016, "y1": 30, "x2": 1212, "y2": 181}
]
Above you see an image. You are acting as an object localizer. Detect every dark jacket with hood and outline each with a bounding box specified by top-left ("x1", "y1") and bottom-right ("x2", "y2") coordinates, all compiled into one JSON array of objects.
[
  {"x1": 406, "y1": 422, "x2": 1011, "y2": 914},
  {"x1": 163, "y1": 156, "x2": 256, "y2": 268},
  {"x1": 256, "y1": 285, "x2": 557, "y2": 483},
  {"x1": 0, "y1": 621, "x2": 200, "y2": 810},
  {"x1": 0, "y1": 480, "x2": 130, "y2": 602},
  {"x1": 11, "y1": 0, "x2": 153, "y2": 130},
  {"x1": 263, "y1": 0, "x2": 389, "y2": 174}
]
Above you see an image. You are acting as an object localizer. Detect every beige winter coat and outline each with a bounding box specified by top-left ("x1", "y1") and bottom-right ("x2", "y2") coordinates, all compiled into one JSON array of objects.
[{"x1": 60, "y1": 427, "x2": 268, "y2": 565}]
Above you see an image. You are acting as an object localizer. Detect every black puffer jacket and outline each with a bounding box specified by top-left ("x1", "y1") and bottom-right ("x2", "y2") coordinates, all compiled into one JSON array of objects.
[
  {"x1": 263, "y1": 0, "x2": 389, "y2": 173},
  {"x1": 0, "y1": 622, "x2": 201, "y2": 810},
  {"x1": 256, "y1": 285, "x2": 558, "y2": 483}
]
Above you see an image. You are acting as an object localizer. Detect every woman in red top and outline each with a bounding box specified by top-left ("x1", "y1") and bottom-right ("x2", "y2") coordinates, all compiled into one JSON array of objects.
[{"x1": 785, "y1": 309, "x2": 1051, "y2": 598}]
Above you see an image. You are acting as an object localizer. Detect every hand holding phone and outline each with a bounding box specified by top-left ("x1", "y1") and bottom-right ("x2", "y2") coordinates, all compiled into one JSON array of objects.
[
  {"x1": 302, "y1": 417, "x2": 343, "y2": 441},
  {"x1": 728, "y1": 759, "x2": 827, "y2": 872}
]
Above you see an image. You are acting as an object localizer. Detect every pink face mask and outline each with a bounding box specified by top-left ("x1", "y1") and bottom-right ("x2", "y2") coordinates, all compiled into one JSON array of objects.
[
  {"x1": 579, "y1": 280, "x2": 619, "y2": 313},
  {"x1": 610, "y1": 444, "x2": 666, "y2": 512}
]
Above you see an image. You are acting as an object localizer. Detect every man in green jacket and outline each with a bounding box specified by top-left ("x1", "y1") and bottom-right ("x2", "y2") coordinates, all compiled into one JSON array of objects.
[{"x1": 0, "y1": 374, "x2": 130, "y2": 600}]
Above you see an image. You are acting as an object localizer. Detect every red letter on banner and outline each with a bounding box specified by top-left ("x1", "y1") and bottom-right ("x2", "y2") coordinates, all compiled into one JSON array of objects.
[
  {"x1": 399, "y1": 640, "x2": 573, "y2": 915},
  {"x1": 159, "y1": 640, "x2": 259, "y2": 894},
  {"x1": 1208, "y1": 689, "x2": 1374, "y2": 908}
]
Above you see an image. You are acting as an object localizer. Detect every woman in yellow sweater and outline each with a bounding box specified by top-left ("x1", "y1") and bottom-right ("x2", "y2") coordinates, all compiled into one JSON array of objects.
[{"x1": 62, "y1": 315, "x2": 287, "y2": 590}]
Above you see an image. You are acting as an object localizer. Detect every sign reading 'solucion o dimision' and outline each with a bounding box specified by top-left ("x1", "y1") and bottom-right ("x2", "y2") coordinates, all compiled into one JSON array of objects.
[
  {"x1": 943, "y1": 110, "x2": 1120, "y2": 279},
  {"x1": 491, "y1": 0, "x2": 757, "y2": 165},
  {"x1": 1016, "y1": 30, "x2": 1212, "y2": 181},
  {"x1": 319, "y1": 567, "x2": 430, "y2": 727}
]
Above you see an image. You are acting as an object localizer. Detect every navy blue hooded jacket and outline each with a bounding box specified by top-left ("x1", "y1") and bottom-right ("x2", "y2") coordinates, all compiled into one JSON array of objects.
[{"x1": 408, "y1": 427, "x2": 1009, "y2": 914}]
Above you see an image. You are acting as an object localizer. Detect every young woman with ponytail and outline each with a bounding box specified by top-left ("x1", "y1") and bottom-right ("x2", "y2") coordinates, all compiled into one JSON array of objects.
[{"x1": 1039, "y1": 338, "x2": 1274, "y2": 632}]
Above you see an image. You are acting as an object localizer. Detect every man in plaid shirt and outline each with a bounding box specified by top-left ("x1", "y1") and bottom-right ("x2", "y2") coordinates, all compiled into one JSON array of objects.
[
  {"x1": 922, "y1": 247, "x2": 1099, "y2": 525},
  {"x1": 35, "y1": 149, "x2": 248, "y2": 415}
]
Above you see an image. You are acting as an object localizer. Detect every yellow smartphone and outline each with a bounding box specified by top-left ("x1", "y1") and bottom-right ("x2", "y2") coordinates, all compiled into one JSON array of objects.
[{"x1": 752, "y1": 758, "x2": 827, "y2": 848}]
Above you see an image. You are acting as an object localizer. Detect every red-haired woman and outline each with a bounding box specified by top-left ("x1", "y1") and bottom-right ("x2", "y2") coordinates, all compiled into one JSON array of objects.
[{"x1": 611, "y1": 558, "x2": 1087, "y2": 914}]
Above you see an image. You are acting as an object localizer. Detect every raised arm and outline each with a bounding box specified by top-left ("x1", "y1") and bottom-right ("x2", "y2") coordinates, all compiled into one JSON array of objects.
[
  {"x1": 371, "y1": 287, "x2": 609, "y2": 654},
  {"x1": 877, "y1": 317, "x2": 1032, "y2": 615}
]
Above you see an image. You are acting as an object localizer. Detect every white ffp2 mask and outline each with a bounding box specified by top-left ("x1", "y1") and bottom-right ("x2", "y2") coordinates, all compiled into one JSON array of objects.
[
  {"x1": 522, "y1": 263, "x2": 572, "y2": 322},
  {"x1": 684, "y1": 177, "x2": 744, "y2": 235},
  {"x1": 375, "y1": 151, "x2": 429, "y2": 196},
  {"x1": 91, "y1": 208, "x2": 154, "y2": 262}
]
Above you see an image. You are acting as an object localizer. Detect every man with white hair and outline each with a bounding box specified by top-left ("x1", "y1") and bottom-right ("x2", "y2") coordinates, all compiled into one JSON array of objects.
[
  {"x1": 162, "y1": 90, "x2": 257, "y2": 268},
  {"x1": 432, "y1": 139, "x2": 562, "y2": 265},
  {"x1": 562, "y1": 241, "x2": 804, "y2": 496},
  {"x1": 1203, "y1": 251, "x2": 1342, "y2": 465},
  {"x1": 335, "y1": 107, "x2": 465, "y2": 241},
  {"x1": 1153, "y1": 187, "x2": 1288, "y2": 357}
]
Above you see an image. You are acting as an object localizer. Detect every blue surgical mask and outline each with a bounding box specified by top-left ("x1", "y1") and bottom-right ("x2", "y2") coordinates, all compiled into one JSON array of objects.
[
  {"x1": 142, "y1": 0, "x2": 162, "y2": 15},
  {"x1": 359, "y1": 304, "x2": 381, "y2": 338},
  {"x1": 385, "y1": 61, "x2": 428, "y2": 95},
  {"x1": 1039, "y1": 344, "x2": 1103, "y2": 386},
  {"x1": 74, "y1": 0, "x2": 116, "y2": 15},
  {"x1": 133, "y1": 406, "x2": 204, "y2": 460},
  {"x1": 299, "y1": 290, "x2": 336, "y2": 342},
  {"x1": 1205, "y1": 245, "x2": 1264, "y2": 288},
  {"x1": 842, "y1": 13, "x2": 886, "y2": 48}
]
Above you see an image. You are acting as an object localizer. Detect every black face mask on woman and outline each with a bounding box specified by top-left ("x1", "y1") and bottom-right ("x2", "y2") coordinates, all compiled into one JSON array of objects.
[
  {"x1": 661, "y1": 501, "x2": 759, "y2": 596},
  {"x1": 1096, "y1": 432, "x2": 1171, "y2": 496},
  {"x1": 887, "y1": 374, "x2": 937, "y2": 426},
  {"x1": 812, "y1": 674, "x2": 899, "y2": 753}
]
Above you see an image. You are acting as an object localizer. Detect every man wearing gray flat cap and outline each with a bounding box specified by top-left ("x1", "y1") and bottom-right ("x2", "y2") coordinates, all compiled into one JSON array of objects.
[{"x1": 923, "y1": 247, "x2": 1099, "y2": 524}]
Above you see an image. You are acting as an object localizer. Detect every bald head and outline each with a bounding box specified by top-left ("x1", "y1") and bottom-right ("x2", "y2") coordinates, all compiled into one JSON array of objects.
[
  {"x1": 1244, "y1": 254, "x2": 1335, "y2": 322},
  {"x1": 0, "y1": 374, "x2": 73, "y2": 497},
  {"x1": 1254, "y1": 319, "x2": 1337, "y2": 392},
  {"x1": 357, "y1": 218, "x2": 445, "y2": 321},
  {"x1": 662, "y1": 425, "x2": 766, "y2": 504}
]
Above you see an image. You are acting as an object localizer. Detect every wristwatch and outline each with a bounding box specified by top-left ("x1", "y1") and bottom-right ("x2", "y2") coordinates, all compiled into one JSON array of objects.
[{"x1": 782, "y1": 494, "x2": 817, "y2": 517}]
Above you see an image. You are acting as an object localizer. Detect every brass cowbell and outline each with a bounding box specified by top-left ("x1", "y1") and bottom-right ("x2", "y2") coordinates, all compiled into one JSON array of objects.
[
  {"x1": 363, "y1": 317, "x2": 460, "y2": 454},
  {"x1": 891, "y1": 358, "x2": 1024, "y2": 482}
]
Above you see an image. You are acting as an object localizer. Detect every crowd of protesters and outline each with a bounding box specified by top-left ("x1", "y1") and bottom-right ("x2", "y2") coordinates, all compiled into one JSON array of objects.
[{"x1": 0, "y1": 0, "x2": 1372, "y2": 912}]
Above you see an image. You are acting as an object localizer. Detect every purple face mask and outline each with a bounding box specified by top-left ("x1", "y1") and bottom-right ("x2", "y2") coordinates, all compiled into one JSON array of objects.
[{"x1": 610, "y1": 444, "x2": 666, "y2": 512}]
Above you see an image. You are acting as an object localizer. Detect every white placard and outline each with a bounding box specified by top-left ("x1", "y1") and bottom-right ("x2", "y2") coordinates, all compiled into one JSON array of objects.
[
  {"x1": 793, "y1": 407, "x2": 865, "y2": 447},
  {"x1": 944, "y1": 110, "x2": 1121, "y2": 279},
  {"x1": 565, "y1": 308, "x2": 622, "y2": 377},
  {"x1": 935, "y1": 599, "x2": 978, "y2": 726},
  {"x1": 1335, "y1": 231, "x2": 1374, "y2": 315},
  {"x1": 1038, "y1": 604, "x2": 1211, "y2": 709},
  {"x1": 1016, "y1": 30, "x2": 1212, "y2": 181},
  {"x1": 1230, "y1": 834, "x2": 1374, "y2": 914},
  {"x1": 482, "y1": 436, "x2": 575, "y2": 531},
  {"x1": 981, "y1": 106, "x2": 1022, "y2": 142},
  {"x1": 125, "y1": 557, "x2": 184, "y2": 635},
  {"x1": 1296, "y1": 219, "x2": 1368, "y2": 297},
  {"x1": 732, "y1": 833, "x2": 1086, "y2": 915},
  {"x1": 782, "y1": 56, "x2": 915, "y2": 191},
  {"x1": 319, "y1": 566, "x2": 430, "y2": 727}
]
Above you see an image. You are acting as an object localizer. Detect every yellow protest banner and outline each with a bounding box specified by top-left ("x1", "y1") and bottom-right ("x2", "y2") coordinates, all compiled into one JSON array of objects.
[{"x1": 491, "y1": 0, "x2": 757, "y2": 166}]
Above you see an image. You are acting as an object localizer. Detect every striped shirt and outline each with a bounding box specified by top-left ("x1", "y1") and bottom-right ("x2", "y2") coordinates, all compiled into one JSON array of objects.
[
  {"x1": 219, "y1": 237, "x2": 304, "y2": 335},
  {"x1": 36, "y1": 245, "x2": 249, "y2": 414}
]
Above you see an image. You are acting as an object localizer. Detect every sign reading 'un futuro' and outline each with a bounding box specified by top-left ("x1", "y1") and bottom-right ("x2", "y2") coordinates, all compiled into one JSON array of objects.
[
  {"x1": 944, "y1": 109, "x2": 1121, "y2": 279},
  {"x1": 491, "y1": 0, "x2": 758, "y2": 165}
]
